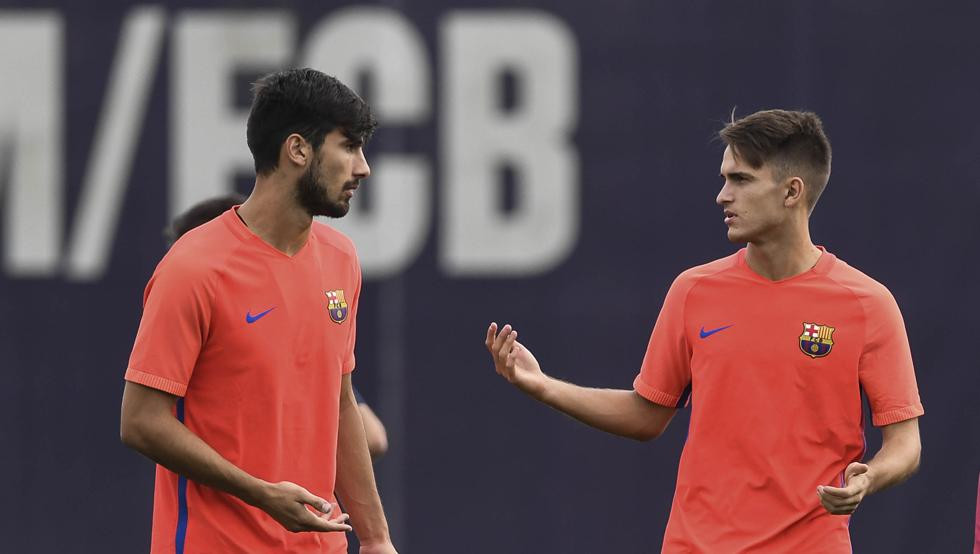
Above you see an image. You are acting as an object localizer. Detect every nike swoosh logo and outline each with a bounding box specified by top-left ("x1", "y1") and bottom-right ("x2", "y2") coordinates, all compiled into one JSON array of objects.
[
  {"x1": 699, "y1": 324, "x2": 733, "y2": 339},
  {"x1": 246, "y1": 307, "x2": 276, "y2": 324}
]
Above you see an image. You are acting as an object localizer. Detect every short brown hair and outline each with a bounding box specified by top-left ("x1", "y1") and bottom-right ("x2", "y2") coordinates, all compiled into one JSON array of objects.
[{"x1": 719, "y1": 109, "x2": 832, "y2": 211}]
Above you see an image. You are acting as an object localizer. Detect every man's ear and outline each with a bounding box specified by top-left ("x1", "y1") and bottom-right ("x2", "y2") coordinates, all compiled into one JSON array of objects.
[
  {"x1": 282, "y1": 133, "x2": 311, "y2": 169},
  {"x1": 784, "y1": 176, "x2": 807, "y2": 209}
]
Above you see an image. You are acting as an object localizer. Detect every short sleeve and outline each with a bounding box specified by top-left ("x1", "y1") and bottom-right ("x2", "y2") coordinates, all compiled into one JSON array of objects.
[
  {"x1": 859, "y1": 289, "x2": 924, "y2": 426},
  {"x1": 124, "y1": 257, "x2": 213, "y2": 396},
  {"x1": 633, "y1": 275, "x2": 694, "y2": 408},
  {"x1": 342, "y1": 256, "x2": 362, "y2": 375}
]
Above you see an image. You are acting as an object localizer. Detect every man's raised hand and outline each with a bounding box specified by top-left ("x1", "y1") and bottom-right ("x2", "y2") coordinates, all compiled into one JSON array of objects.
[{"x1": 485, "y1": 322, "x2": 546, "y2": 397}]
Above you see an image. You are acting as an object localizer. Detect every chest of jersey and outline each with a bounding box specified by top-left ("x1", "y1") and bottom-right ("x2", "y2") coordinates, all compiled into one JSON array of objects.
[
  {"x1": 192, "y1": 242, "x2": 356, "y2": 399},
  {"x1": 685, "y1": 277, "x2": 865, "y2": 414}
]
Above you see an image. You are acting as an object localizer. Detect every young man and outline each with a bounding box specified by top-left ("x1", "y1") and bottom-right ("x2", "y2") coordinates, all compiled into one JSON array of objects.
[
  {"x1": 120, "y1": 69, "x2": 396, "y2": 554},
  {"x1": 164, "y1": 194, "x2": 389, "y2": 462},
  {"x1": 486, "y1": 110, "x2": 923, "y2": 552}
]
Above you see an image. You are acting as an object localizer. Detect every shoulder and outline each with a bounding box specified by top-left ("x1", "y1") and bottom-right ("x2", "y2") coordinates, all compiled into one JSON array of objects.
[
  {"x1": 155, "y1": 217, "x2": 238, "y2": 286},
  {"x1": 824, "y1": 256, "x2": 895, "y2": 304},
  {"x1": 822, "y1": 256, "x2": 904, "y2": 324},
  {"x1": 658, "y1": 252, "x2": 740, "y2": 309},
  {"x1": 311, "y1": 220, "x2": 359, "y2": 260},
  {"x1": 673, "y1": 251, "x2": 740, "y2": 290}
]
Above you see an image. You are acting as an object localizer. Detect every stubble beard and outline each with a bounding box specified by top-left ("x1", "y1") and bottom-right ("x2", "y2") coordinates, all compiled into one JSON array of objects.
[{"x1": 296, "y1": 158, "x2": 350, "y2": 219}]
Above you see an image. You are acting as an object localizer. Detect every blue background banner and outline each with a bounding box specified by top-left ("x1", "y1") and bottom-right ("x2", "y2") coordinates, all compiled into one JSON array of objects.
[{"x1": 0, "y1": 1, "x2": 977, "y2": 552}]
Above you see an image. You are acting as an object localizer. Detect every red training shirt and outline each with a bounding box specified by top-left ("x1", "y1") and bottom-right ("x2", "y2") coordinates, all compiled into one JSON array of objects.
[
  {"x1": 125, "y1": 208, "x2": 360, "y2": 553},
  {"x1": 634, "y1": 248, "x2": 923, "y2": 553}
]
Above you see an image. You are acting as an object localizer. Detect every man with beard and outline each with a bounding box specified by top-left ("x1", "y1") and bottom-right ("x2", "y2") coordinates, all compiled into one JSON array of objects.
[
  {"x1": 164, "y1": 193, "x2": 390, "y2": 463},
  {"x1": 120, "y1": 69, "x2": 396, "y2": 554}
]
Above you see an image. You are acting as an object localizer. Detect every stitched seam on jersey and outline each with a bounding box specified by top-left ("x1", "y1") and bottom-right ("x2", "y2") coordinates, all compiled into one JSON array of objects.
[
  {"x1": 682, "y1": 260, "x2": 738, "y2": 349},
  {"x1": 633, "y1": 376, "x2": 681, "y2": 407},
  {"x1": 872, "y1": 405, "x2": 923, "y2": 426},
  {"x1": 202, "y1": 267, "x2": 220, "y2": 344},
  {"x1": 206, "y1": 238, "x2": 255, "y2": 344},
  {"x1": 825, "y1": 273, "x2": 922, "y2": 427},
  {"x1": 312, "y1": 228, "x2": 353, "y2": 255},
  {"x1": 657, "y1": 259, "x2": 736, "y2": 403},
  {"x1": 124, "y1": 368, "x2": 188, "y2": 397},
  {"x1": 822, "y1": 272, "x2": 870, "y2": 366},
  {"x1": 824, "y1": 272, "x2": 881, "y2": 433},
  {"x1": 172, "y1": 217, "x2": 243, "y2": 346},
  {"x1": 311, "y1": 222, "x2": 360, "y2": 263}
]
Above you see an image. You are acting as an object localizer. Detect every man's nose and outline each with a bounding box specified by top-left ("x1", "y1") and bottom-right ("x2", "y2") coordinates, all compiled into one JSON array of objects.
[
  {"x1": 355, "y1": 150, "x2": 371, "y2": 178},
  {"x1": 716, "y1": 182, "x2": 732, "y2": 206}
]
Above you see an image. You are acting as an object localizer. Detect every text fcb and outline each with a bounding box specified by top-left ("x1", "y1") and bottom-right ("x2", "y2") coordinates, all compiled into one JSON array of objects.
[
  {"x1": 325, "y1": 290, "x2": 349, "y2": 324},
  {"x1": 799, "y1": 322, "x2": 835, "y2": 358}
]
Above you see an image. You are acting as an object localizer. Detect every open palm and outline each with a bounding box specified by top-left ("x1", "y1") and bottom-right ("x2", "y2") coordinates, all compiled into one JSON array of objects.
[{"x1": 485, "y1": 322, "x2": 545, "y2": 395}]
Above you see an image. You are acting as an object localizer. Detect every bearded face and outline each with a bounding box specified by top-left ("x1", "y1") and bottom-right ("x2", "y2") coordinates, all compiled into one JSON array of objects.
[
  {"x1": 293, "y1": 129, "x2": 368, "y2": 219},
  {"x1": 295, "y1": 153, "x2": 350, "y2": 218}
]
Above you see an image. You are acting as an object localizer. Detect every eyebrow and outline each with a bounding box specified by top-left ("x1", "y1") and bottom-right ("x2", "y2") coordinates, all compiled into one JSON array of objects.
[{"x1": 721, "y1": 171, "x2": 753, "y2": 180}]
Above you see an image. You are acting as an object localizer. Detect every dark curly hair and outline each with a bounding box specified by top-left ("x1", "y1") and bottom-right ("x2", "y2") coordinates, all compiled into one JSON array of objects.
[{"x1": 246, "y1": 68, "x2": 377, "y2": 175}]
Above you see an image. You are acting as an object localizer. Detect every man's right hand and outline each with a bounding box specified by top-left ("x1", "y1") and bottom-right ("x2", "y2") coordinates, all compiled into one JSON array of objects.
[
  {"x1": 486, "y1": 323, "x2": 547, "y2": 398},
  {"x1": 254, "y1": 480, "x2": 353, "y2": 533},
  {"x1": 121, "y1": 383, "x2": 354, "y2": 534},
  {"x1": 484, "y1": 322, "x2": 676, "y2": 441}
]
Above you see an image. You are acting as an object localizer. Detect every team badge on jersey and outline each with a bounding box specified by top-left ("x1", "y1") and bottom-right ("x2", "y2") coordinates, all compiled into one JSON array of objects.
[
  {"x1": 325, "y1": 290, "x2": 349, "y2": 324},
  {"x1": 799, "y1": 322, "x2": 835, "y2": 358}
]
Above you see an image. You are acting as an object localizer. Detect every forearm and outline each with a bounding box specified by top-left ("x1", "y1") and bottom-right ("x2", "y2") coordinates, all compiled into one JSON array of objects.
[
  {"x1": 358, "y1": 404, "x2": 389, "y2": 461},
  {"x1": 335, "y1": 390, "x2": 390, "y2": 544},
  {"x1": 865, "y1": 422, "x2": 922, "y2": 495},
  {"x1": 533, "y1": 376, "x2": 673, "y2": 441},
  {"x1": 123, "y1": 408, "x2": 266, "y2": 505}
]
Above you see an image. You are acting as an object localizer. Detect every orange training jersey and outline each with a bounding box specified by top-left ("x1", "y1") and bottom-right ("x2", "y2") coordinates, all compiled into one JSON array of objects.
[
  {"x1": 633, "y1": 248, "x2": 923, "y2": 553},
  {"x1": 125, "y1": 208, "x2": 361, "y2": 553}
]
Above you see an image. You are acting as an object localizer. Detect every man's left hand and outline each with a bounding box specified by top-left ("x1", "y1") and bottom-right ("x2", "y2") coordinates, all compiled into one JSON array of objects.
[{"x1": 817, "y1": 462, "x2": 873, "y2": 515}]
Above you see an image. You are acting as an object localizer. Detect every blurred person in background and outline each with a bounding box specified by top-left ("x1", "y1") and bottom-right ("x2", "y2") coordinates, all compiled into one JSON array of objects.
[
  {"x1": 120, "y1": 68, "x2": 395, "y2": 554},
  {"x1": 164, "y1": 193, "x2": 389, "y2": 462},
  {"x1": 487, "y1": 109, "x2": 922, "y2": 552}
]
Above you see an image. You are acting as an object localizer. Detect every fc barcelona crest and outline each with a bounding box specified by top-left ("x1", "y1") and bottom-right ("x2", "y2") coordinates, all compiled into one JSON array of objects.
[
  {"x1": 799, "y1": 322, "x2": 835, "y2": 358},
  {"x1": 325, "y1": 289, "x2": 349, "y2": 324}
]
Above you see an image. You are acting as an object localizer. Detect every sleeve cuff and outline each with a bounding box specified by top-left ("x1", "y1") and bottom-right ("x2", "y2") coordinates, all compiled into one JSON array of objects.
[
  {"x1": 633, "y1": 375, "x2": 682, "y2": 408},
  {"x1": 871, "y1": 403, "x2": 924, "y2": 426},
  {"x1": 125, "y1": 368, "x2": 187, "y2": 397}
]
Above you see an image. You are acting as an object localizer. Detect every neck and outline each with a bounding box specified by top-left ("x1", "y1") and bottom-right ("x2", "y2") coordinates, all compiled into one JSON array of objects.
[
  {"x1": 744, "y1": 219, "x2": 821, "y2": 281},
  {"x1": 237, "y1": 174, "x2": 312, "y2": 256}
]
